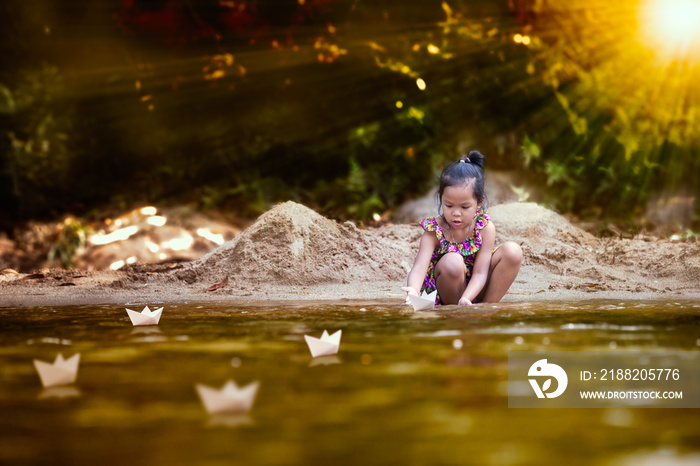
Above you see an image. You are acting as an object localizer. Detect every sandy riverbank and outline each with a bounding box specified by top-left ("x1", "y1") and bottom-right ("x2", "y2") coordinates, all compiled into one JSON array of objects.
[{"x1": 2, "y1": 201, "x2": 699, "y2": 308}]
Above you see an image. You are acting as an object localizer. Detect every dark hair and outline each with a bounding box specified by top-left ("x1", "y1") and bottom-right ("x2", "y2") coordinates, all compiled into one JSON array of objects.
[{"x1": 436, "y1": 150, "x2": 486, "y2": 213}]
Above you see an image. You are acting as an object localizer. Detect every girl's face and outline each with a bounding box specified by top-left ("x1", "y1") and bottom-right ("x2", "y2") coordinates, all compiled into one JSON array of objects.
[{"x1": 440, "y1": 184, "x2": 480, "y2": 231}]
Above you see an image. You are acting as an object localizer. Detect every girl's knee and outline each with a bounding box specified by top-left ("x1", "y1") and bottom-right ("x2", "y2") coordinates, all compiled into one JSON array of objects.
[
  {"x1": 436, "y1": 253, "x2": 466, "y2": 279},
  {"x1": 500, "y1": 242, "x2": 523, "y2": 265}
]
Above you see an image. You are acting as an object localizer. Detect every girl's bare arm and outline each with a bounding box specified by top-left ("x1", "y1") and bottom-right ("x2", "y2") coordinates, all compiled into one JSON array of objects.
[{"x1": 403, "y1": 231, "x2": 438, "y2": 296}]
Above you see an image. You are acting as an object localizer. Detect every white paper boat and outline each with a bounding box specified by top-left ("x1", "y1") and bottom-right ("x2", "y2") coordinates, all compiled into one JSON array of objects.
[
  {"x1": 126, "y1": 306, "x2": 163, "y2": 326},
  {"x1": 33, "y1": 353, "x2": 80, "y2": 388},
  {"x1": 195, "y1": 380, "x2": 260, "y2": 414},
  {"x1": 408, "y1": 290, "x2": 438, "y2": 311},
  {"x1": 304, "y1": 330, "x2": 342, "y2": 357}
]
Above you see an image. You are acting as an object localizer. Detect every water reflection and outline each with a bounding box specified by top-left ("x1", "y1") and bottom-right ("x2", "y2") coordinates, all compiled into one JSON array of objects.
[
  {"x1": 206, "y1": 413, "x2": 253, "y2": 428},
  {"x1": 38, "y1": 386, "x2": 82, "y2": 399},
  {"x1": 0, "y1": 300, "x2": 698, "y2": 464},
  {"x1": 130, "y1": 326, "x2": 163, "y2": 335},
  {"x1": 130, "y1": 326, "x2": 167, "y2": 343},
  {"x1": 601, "y1": 408, "x2": 634, "y2": 427},
  {"x1": 308, "y1": 355, "x2": 342, "y2": 367},
  {"x1": 606, "y1": 447, "x2": 700, "y2": 465}
]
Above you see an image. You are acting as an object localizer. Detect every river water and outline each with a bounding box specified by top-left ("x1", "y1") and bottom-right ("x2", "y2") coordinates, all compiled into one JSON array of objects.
[{"x1": 1, "y1": 300, "x2": 699, "y2": 465}]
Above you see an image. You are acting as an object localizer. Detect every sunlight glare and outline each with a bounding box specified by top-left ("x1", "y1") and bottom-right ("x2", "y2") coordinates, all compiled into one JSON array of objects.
[
  {"x1": 109, "y1": 260, "x2": 125, "y2": 270},
  {"x1": 146, "y1": 239, "x2": 160, "y2": 253},
  {"x1": 197, "y1": 228, "x2": 225, "y2": 245},
  {"x1": 162, "y1": 233, "x2": 194, "y2": 251},
  {"x1": 639, "y1": 0, "x2": 700, "y2": 61},
  {"x1": 90, "y1": 226, "x2": 138, "y2": 245},
  {"x1": 146, "y1": 216, "x2": 167, "y2": 227}
]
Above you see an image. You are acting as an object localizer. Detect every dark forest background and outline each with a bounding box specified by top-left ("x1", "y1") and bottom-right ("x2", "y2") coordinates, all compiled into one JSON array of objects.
[{"x1": 1, "y1": 0, "x2": 698, "y2": 233}]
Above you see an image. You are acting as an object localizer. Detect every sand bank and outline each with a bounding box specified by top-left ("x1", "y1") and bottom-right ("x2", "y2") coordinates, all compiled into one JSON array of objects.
[{"x1": 2, "y1": 201, "x2": 699, "y2": 308}]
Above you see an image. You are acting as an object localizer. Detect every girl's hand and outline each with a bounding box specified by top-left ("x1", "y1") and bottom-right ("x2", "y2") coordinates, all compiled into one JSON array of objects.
[
  {"x1": 458, "y1": 297, "x2": 473, "y2": 306},
  {"x1": 401, "y1": 286, "x2": 419, "y2": 304}
]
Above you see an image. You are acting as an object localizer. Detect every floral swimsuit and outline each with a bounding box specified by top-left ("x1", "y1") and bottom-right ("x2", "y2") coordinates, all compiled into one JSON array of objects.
[{"x1": 420, "y1": 209, "x2": 490, "y2": 304}]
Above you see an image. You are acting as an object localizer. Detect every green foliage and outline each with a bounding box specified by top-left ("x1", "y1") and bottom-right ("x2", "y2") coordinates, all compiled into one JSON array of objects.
[
  {"x1": 344, "y1": 159, "x2": 384, "y2": 218},
  {"x1": 48, "y1": 219, "x2": 90, "y2": 269},
  {"x1": 2, "y1": 0, "x2": 698, "y2": 230},
  {"x1": 678, "y1": 229, "x2": 699, "y2": 241},
  {"x1": 509, "y1": 184, "x2": 530, "y2": 202},
  {"x1": 1, "y1": 65, "x2": 75, "y2": 217},
  {"x1": 521, "y1": 136, "x2": 540, "y2": 168},
  {"x1": 518, "y1": 0, "x2": 700, "y2": 221},
  {"x1": 0, "y1": 84, "x2": 15, "y2": 114}
]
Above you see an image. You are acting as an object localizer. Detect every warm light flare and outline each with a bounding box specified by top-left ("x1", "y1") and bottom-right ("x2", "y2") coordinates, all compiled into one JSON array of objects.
[
  {"x1": 90, "y1": 226, "x2": 138, "y2": 245},
  {"x1": 513, "y1": 34, "x2": 530, "y2": 45},
  {"x1": 146, "y1": 239, "x2": 160, "y2": 253},
  {"x1": 109, "y1": 260, "x2": 125, "y2": 270},
  {"x1": 162, "y1": 233, "x2": 194, "y2": 251},
  {"x1": 639, "y1": 0, "x2": 700, "y2": 61},
  {"x1": 197, "y1": 228, "x2": 225, "y2": 245},
  {"x1": 146, "y1": 216, "x2": 167, "y2": 227}
]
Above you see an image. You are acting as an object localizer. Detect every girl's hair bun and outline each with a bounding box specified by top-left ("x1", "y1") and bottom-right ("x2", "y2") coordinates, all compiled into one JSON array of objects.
[{"x1": 465, "y1": 150, "x2": 485, "y2": 168}]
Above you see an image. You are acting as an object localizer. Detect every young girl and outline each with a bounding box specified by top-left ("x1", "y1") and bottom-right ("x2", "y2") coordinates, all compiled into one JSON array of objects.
[{"x1": 402, "y1": 151, "x2": 522, "y2": 305}]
